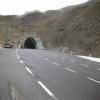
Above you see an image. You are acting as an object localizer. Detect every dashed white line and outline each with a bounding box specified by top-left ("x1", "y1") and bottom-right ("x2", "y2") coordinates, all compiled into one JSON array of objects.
[
  {"x1": 39, "y1": 55, "x2": 42, "y2": 58},
  {"x1": 16, "y1": 54, "x2": 20, "y2": 59},
  {"x1": 16, "y1": 51, "x2": 35, "y2": 76},
  {"x1": 16, "y1": 50, "x2": 20, "y2": 60},
  {"x1": 25, "y1": 66, "x2": 35, "y2": 76},
  {"x1": 44, "y1": 58, "x2": 49, "y2": 61},
  {"x1": 61, "y1": 58, "x2": 66, "y2": 60},
  {"x1": 69, "y1": 60, "x2": 76, "y2": 63},
  {"x1": 16, "y1": 49, "x2": 18, "y2": 53},
  {"x1": 17, "y1": 56, "x2": 20, "y2": 59},
  {"x1": 16, "y1": 53, "x2": 18, "y2": 56},
  {"x1": 87, "y1": 77, "x2": 100, "y2": 84},
  {"x1": 81, "y1": 64, "x2": 89, "y2": 67},
  {"x1": 37, "y1": 81, "x2": 58, "y2": 100},
  {"x1": 20, "y1": 60, "x2": 24, "y2": 64},
  {"x1": 97, "y1": 68, "x2": 100, "y2": 71},
  {"x1": 33, "y1": 53, "x2": 38, "y2": 56},
  {"x1": 97, "y1": 64, "x2": 100, "y2": 66},
  {"x1": 52, "y1": 62, "x2": 60, "y2": 66},
  {"x1": 38, "y1": 81, "x2": 53, "y2": 96},
  {"x1": 65, "y1": 68, "x2": 76, "y2": 73}
]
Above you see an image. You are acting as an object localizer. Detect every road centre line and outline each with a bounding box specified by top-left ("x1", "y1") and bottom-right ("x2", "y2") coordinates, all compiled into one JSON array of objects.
[
  {"x1": 37, "y1": 81, "x2": 58, "y2": 100},
  {"x1": 16, "y1": 49, "x2": 17, "y2": 53},
  {"x1": 15, "y1": 51, "x2": 35, "y2": 76},
  {"x1": 25, "y1": 66, "x2": 35, "y2": 76},
  {"x1": 17, "y1": 56, "x2": 20, "y2": 59},
  {"x1": 69, "y1": 60, "x2": 76, "y2": 63},
  {"x1": 97, "y1": 68, "x2": 100, "y2": 70},
  {"x1": 16, "y1": 53, "x2": 20, "y2": 60},
  {"x1": 81, "y1": 64, "x2": 89, "y2": 67},
  {"x1": 44, "y1": 58, "x2": 49, "y2": 61},
  {"x1": 16, "y1": 54, "x2": 19, "y2": 57},
  {"x1": 87, "y1": 77, "x2": 100, "y2": 84},
  {"x1": 33, "y1": 53, "x2": 38, "y2": 56},
  {"x1": 39, "y1": 55, "x2": 42, "y2": 58},
  {"x1": 20, "y1": 60, "x2": 24, "y2": 64},
  {"x1": 61, "y1": 58, "x2": 66, "y2": 60},
  {"x1": 65, "y1": 68, "x2": 76, "y2": 73},
  {"x1": 52, "y1": 62, "x2": 60, "y2": 66}
]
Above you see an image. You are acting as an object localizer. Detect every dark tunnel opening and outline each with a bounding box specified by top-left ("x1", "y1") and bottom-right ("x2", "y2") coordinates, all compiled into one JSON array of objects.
[{"x1": 24, "y1": 37, "x2": 36, "y2": 49}]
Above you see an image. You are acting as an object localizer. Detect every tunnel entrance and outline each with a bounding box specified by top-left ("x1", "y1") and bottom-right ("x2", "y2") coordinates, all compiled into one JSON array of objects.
[{"x1": 24, "y1": 37, "x2": 36, "y2": 49}]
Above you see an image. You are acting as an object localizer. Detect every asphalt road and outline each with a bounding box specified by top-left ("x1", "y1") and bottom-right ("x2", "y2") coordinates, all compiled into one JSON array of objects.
[{"x1": 0, "y1": 48, "x2": 100, "y2": 100}]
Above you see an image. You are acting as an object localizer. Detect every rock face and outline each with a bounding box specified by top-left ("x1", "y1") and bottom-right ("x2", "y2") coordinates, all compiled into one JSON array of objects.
[
  {"x1": 0, "y1": 0, "x2": 100, "y2": 56},
  {"x1": 39, "y1": 0, "x2": 100, "y2": 57}
]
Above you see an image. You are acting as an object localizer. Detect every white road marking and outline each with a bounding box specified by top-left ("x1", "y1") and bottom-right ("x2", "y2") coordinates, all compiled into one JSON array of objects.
[
  {"x1": 10, "y1": 86, "x2": 17, "y2": 100},
  {"x1": 16, "y1": 53, "x2": 19, "y2": 58},
  {"x1": 17, "y1": 56, "x2": 20, "y2": 59},
  {"x1": 97, "y1": 68, "x2": 100, "y2": 71},
  {"x1": 20, "y1": 60, "x2": 24, "y2": 64},
  {"x1": 16, "y1": 49, "x2": 17, "y2": 53},
  {"x1": 33, "y1": 53, "x2": 38, "y2": 56},
  {"x1": 65, "y1": 68, "x2": 76, "y2": 73},
  {"x1": 69, "y1": 60, "x2": 76, "y2": 63},
  {"x1": 39, "y1": 55, "x2": 42, "y2": 58},
  {"x1": 81, "y1": 64, "x2": 89, "y2": 67},
  {"x1": 25, "y1": 67, "x2": 35, "y2": 76},
  {"x1": 52, "y1": 62, "x2": 60, "y2": 66},
  {"x1": 97, "y1": 64, "x2": 100, "y2": 66},
  {"x1": 61, "y1": 58, "x2": 66, "y2": 60},
  {"x1": 87, "y1": 77, "x2": 100, "y2": 84},
  {"x1": 16, "y1": 53, "x2": 18, "y2": 56},
  {"x1": 44, "y1": 58, "x2": 49, "y2": 61},
  {"x1": 77, "y1": 55, "x2": 100, "y2": 63},
  {"x1": 38, "y1": 81, "x2": 53, "y2": 96},
  {"x1": 15, "y1": 50, "x2": 20, "y2": 60},
  {"x1": 37, "y1": 81, "x2": 58, "y2": 100}
]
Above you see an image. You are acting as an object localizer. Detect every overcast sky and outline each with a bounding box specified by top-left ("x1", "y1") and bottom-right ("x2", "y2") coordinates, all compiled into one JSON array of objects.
[{"x1": 0, "y1": 0, "x2": 89, "y2": 15}]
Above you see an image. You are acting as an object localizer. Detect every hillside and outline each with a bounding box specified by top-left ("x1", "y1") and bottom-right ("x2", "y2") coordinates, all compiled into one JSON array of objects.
[
  {"x1": 0, "y1": 0, "x2": 100, "y2": 57},
  {"x1": 38, "y1": 0, "x2": 100, "y2": 57}
]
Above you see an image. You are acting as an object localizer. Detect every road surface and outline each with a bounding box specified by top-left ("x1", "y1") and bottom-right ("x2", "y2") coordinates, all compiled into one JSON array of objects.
[{"x1": 0, "y1": 48, "x2": 100, "y2": 100}]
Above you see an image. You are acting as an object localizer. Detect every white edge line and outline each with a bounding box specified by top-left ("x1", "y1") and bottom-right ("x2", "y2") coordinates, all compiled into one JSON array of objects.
[
  {"x1": 76, "y1": 55, "x2": 100, "y2": 63},
  {"x1": 37, "y1": 81, "x2": 58, "y2": 100},
  {"x1": 65, "y1": 68, "x2": 76, "y2": 73},
  {"x1": 87, "y1": 77, "x2": 100, "y2": 84},
  {"x1": 25, "y1": 67, "x2": 34, "y2": 76}
]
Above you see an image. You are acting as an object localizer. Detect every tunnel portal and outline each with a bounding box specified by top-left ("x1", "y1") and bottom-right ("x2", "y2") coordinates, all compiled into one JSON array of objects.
[{"x1": 24, "y1": 37, "x2": 36, "y2": 49}]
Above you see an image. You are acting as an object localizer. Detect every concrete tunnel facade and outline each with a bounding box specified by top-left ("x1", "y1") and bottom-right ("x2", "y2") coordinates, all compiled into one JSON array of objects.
[{"x1": 24, "y1": 37, "x2": 36, "y2": 49}]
